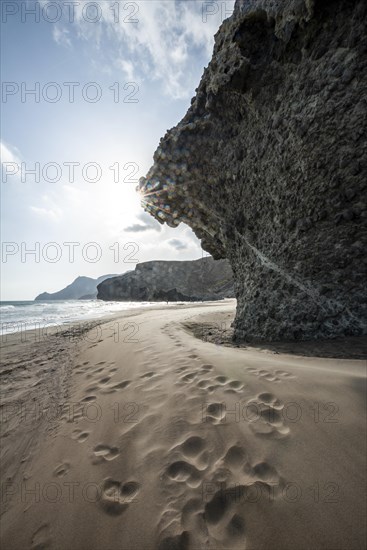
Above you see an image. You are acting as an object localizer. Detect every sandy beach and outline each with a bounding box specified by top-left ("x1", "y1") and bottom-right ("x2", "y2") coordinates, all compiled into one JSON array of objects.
[{"x1": 1, "y1": 300, "x2": 366, "y2": 550}]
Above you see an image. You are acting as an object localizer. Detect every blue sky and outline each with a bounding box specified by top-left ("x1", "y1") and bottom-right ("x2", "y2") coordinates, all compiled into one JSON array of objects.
[{"x1": 0, "y1": 0, "x2": 235, "y2": 299}]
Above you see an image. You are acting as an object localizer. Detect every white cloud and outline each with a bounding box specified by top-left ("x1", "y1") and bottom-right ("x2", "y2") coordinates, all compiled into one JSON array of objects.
[
  {"x1": 30, "y1": 194, "x2": 63, "y2": 222},
  {"x1": 52, "y1": 0, "x2": 236, "y2": 99},
  {"x1": 0, "y1": 141, "x2": 21, "y2": 165},
  {"x1": 29, "y1": 206, "x2": 63, "y2": 222},
  {"x1": 116, "y1": 59, "x2": 136, "y2": 82},
  {"x1": 1, "y1": 141, "x2": 22, "y2": 182},
  {"x1": 53, "y1": 26, "x2": 72, "y2": 48}
]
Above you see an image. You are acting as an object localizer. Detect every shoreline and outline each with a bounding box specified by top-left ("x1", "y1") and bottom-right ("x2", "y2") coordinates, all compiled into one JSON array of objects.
[
  {"x1": 2, "y1": 296, "x2": 366, "y2": 360},
  {"x1": 1, "y1": 301, "x2": 366, "y2": 549},
  {"x1": 0, "y1": 299, "x2": 235, "y2": 341}
]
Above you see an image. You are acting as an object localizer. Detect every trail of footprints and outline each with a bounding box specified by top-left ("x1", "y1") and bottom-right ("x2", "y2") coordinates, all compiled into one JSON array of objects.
[
  {"x1": 176, "y1": 362, "x2": 245, "y2": 396},
  {"x1": 73, "y1": 360, "x2": 132, "y2": 401},
  {"x1": 156, "y1": 326, "x2": 293, "y2": 547},
  {"x1": 54, "y1": 356, "x2": 148, "y2": 523},
  {"x1": 159, "y1": 431, "x2": 286, "y2": 549},
  {"x1": 43, "y1": 327, "x2": 294, "y2": 548},
  {"x1": 245, "y1": 366, "x2": 296, "y2": 383}
]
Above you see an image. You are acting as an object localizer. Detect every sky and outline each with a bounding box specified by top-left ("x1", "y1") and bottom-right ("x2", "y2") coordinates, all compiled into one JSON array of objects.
[{"x1": 0, "y1": 0, "x2": 235, "y2": 300}]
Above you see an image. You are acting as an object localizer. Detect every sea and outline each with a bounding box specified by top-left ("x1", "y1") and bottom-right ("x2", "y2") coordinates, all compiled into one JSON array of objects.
[{"x1": 0, "y1": 299, "x2": 166, "y2": 335}]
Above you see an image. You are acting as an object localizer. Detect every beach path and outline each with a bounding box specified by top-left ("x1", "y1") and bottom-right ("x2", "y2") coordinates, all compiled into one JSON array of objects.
[{"x1": 1, "y1": 301, "x2": 366, "y2": 549}]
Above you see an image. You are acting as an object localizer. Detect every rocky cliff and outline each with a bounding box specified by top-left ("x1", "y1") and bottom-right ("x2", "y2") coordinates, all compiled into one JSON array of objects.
[
  {"x1": 35, "y1": 275, "x2": 118, "y2": 301},
  {"x1": 97, "y1": 258, "x2": 234, "y2": 302},
  {"x1": 139, "y1": 0, "x2": 367, "y2": 341}
]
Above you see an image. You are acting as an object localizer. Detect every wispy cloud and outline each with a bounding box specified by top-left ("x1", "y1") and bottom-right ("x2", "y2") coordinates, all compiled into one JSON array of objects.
[
  {"x1": 52, "y1": 1, "x2": 235, "y2": 99},
  {"x1": 53, "y1": 26, "x2": 72, "y2": 48},
  {"x1": 0, "y1": 141, "x2": 21, "y2": 166},
  {"x1": 29, "y1": 205, "x2": 63, "y2": 222},
  {"x1": 116, "y1": 59, "x2": 136, "y2": 82},
  {"x1": 1, "y1": 141, "x2": 22, "y2": 182},
  {"x1": 30, "y1": 194, "x2": 63, "y2": 222}
]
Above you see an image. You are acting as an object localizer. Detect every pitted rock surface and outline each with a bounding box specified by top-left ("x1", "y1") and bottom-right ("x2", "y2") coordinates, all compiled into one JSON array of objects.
[{"x1": 139, "y1": 0, "x2": 367, "y2": 341}]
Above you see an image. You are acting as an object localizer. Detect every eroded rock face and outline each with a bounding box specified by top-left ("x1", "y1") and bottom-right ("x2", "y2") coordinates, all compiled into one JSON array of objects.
[
  {"x1": 97, "y1": 258, "x2": 234, "y2": 302},
  {"x1": 139, "y1": 0, "x2": 367, "y2": 341}
]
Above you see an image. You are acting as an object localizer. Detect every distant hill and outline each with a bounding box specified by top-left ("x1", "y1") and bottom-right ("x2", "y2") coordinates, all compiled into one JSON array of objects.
[
  {"x1": 35, "y1": 275, "x2": 118, "y2": 301},
  {"x1": 97, "y1": 258, "x2": 234, "y2": 302}
]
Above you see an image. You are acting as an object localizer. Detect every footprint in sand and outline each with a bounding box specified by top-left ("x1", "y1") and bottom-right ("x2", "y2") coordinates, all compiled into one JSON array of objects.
[
  {"x1": 255, "y1": 369, "x2": 280, "y2": 382},
  {"x1": 201, "y1": 364, "x2": 214, "y2": 372},
  {"x1": 205, "y1": 485, "x2": 246, "y2": 525},
  {"x1": 197, "y1": 369, "x2": 245, "y2": 394},
  {"x1": 181, "y1": 372, "x2": 197, "y2": 383},
  {"x1": 71, "y1": 429, "x2": 90, "y2": 443},
  {"x1": 99, "y1": 478, "x2": 141, "y2": 516},
  {"x1": 203, "y1": 402, "x2": 226, "y2": 424},
  {"x1": 253, "y1": 461, "x2": 281, "y2": 482},
  {"x1": 215, "y1": 376, "x2": 229, "y2": 385},
  {"x1": 31, "y1": 524, "x2": 52, "y2": 549},
  {"x1": 257, "y1": 392, "x2": 284, "y2": 409},
  {"x1": 247, "y1": 393, "x2": 290, "y2": 438},
  {"x1": 222, "y1": 445, "x2": 247, "y2": 469},
  {"x1": 179, "y1": 437, "x2": 210, "y2": 470},
  {"x1": 113, "y1": 380, "x2": 131, "y2": 390},
  {"x1": 275, "y1": 369, "x2": 296, "y2": 379},
  {"x1": 196, "y1": 379, "x2": 211, "y2": 389},
  {"x1": 92, "y1": 444, "x2": 120, "y2": 462},
  {"x1": 224, "y1": 380, "x2": 245, "y2": 394},
  {"x1": 85, "y1": 383, "x2": 100, "y2": 394},
  {"x1": 158, "y1": 531, "x2": 189, "y2": 550},
  {"x1": 93, "y1": 367, "x2": 105, "y2": 374},
  {"x1": 160, "y1": 434, "x2": 285, "y2": 548},
  {"x1": 200, "y1": 481, "x2": 251, "y2": 545},
  {"x1": 53, "y1": 462, "x2": 70, "y2": 477},
  {"x1": 81, "y1": 395, "x2": 97, "y2": 403},
  {"x1": 226, "y1": 514, "x2": 246, "y2": 538},
  {"x1": 180, "y1": 436, "x2": 206, "y2": 458},
  {"x1": 246, "y1": 366, "x2": 295, "y2": 383},
  {"x1": 175, "y1": 366, "x2": 188, "y2": 373},
  {"x1": 180, "y1": 498, "x2": 206, "y2": 535},
  {"x1": 100, "y1": 380, "x2": 131, "y2": 394},
  {"x1": 165, "y1": 461, "x2": 202, "y2": 488}
]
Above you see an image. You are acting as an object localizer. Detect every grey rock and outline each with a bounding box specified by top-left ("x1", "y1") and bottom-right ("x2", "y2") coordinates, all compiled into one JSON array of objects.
[
  {"x1": 97, "y1": 258, "x2": 234, "y2": 302},
  {"x1": 139, "y1": 0, "x2": 367, "y2": 341}
]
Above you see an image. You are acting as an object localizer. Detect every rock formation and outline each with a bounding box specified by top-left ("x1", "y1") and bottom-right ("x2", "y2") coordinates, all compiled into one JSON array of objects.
[
  {"x1": 97, "y1": 258, "x2": 234, "y2": 302},
  {"x1": 139, "y1": 0, "x2": 367, "y2": 341},
  {"x1": 35, "y1": 275, "x2": 117, "y2": 301}
]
